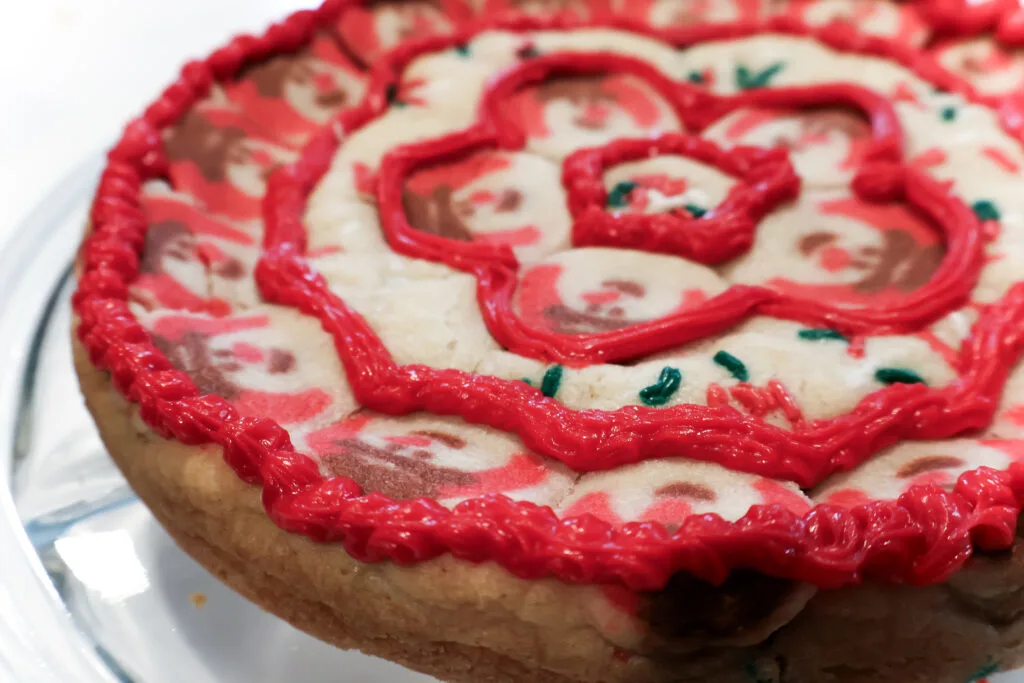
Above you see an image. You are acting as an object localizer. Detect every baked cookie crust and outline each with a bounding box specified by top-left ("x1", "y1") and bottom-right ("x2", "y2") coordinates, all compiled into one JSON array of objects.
[
  {"x1": 71, "y1": 2, "x2": 1024, "y2": 681},
  {"x1": 75, "y1": 333, "x2": 1024, "y2": 682}
]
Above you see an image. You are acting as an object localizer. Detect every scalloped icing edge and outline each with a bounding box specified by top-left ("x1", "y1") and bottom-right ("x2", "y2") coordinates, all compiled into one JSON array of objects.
[{"x1": 74, "y1": 0, "x2": 1024, "y2": 592}]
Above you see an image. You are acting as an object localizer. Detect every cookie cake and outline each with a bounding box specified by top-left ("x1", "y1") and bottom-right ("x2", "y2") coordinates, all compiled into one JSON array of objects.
[{"x1": 73, "y1": 0, "x2": 1024, "y2": 681}]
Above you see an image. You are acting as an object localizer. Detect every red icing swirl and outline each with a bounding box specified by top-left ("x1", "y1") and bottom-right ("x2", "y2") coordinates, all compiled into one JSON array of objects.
[
  {"x1": 75, "y1": 0, "x2": 1024, "y2": 591},
  {"x1": 564, "y1": 135, "x2": 800, "y2": 264}
]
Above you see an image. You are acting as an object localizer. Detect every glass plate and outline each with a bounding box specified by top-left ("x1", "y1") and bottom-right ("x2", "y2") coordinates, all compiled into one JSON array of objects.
[
  {"x1": 0, "y1": 156, "x2": 435, "y2": 683},
  {"x1": 0, "y1": 157, "x2": 1020, "y2": 683}
]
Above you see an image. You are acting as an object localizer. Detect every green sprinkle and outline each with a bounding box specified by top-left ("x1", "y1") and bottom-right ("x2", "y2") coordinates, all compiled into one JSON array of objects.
[
  {"x1": 686, "y1": 70, "x2": 706, "y2": 84},
  {"x1": 541, "y1": 365, "x2": 564, "y2": 398},
  {"x1": 972, "y1": 199, "x2": 1001, "y2": 222},
  {"x1": 684, "y1": 204, "x2": 706, "y2": 218},
  {"x1": 736, "y1": 62, "x2": 784, "y2": 90},
  {"x1": 385, "y1": 83, "x2": 405, "y2": 107},
  {"x1": 967, "y1": 661, "x2": 1000, "y2": 682},
  {"x1": 639, "y1": 367, "x2": 683, "y2": 407},
  {"x1": 875, "y1": 368, "x2": 926, "y2": 386},
  {"x1": 736, "y1": 66, "x2": 753, "y2": 89},
  {"x1": 607, "y1": 181, "x2": 638, "y2": 209},
  {"x1": 714, "y1": 351, "x2": 749, "y2": 382},
  {"x1": 797, "y1": 328, "x2": 848, "y2": 343},
  {"x1": 940, "y1": 106, "x2": 957, "y2": 122},
  {"x1": 454, "y1": 43, "x2": 470, "y2": 56},
  {"x1": 521, "y1": 378, "x2": 533, "y2": 386}
]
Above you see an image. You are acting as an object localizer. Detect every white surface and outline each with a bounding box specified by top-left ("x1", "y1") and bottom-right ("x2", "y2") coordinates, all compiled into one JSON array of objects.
[{"x1": 0, "y1": 0, "x2": 315, "y2": 249}]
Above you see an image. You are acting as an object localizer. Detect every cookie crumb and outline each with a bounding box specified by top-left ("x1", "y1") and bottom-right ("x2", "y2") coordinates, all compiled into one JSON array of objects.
[{"x1": 189, "y1": 592, "x2": 207, "y2": 609}]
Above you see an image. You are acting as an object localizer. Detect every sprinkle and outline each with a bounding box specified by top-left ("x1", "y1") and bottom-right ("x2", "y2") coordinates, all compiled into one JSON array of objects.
[
  {"x1": 972, "y1": 199, "x2": 1001, "y2": 222},
  {"x1": 454, "y1": 43, "x2": 470, "y2": 56},
  {"x1": 736, "y1": 62, "x2": 784, "y2": 90},
  {"x1": 968, "y1": 661, "x2": 1000, "y2": 682},
  {"x1": 607, "y1": 181, "x2": 638, "y2": 209},
  {"x1": 189, "y1": 592, "x2": 207, "y2": 609},
  {"x1": 686, "y1": 70, "x2": 705, "y2": 84},
  {"x1": 875, "y1": 368, "x2": 926, "y2": 386},
  {"x1": 385, "y1": 83, "x2": 402, "y2": 107},
  {"x1": 684, "y1": 204, "x2": 706, "y2": 218},
  {"x1": 797, "y1": 328, "x2": 848, "y2": 342},
  {"x1": 714, "y1": 351, "x2": 749, "y2": 382},
  {"x1": 541, "y1": 365, "x2": 564, "y2": 398},
  {"x1": 639, "y1": 367, "x2": 683, "y2": 406},
  {"x1": 521, "y1": 378, "x2": 533, "y2": 386},
  {"x1": 940, "y1": 106, "x2": 957, "y2": 121}
]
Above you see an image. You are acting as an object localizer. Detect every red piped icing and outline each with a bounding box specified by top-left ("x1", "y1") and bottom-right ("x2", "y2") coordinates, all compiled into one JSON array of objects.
[
  {"x1": 917, "y1": 0, "x2": 1011, "y2": 38},
  {"x1": 75, "y1": 0, "x2": 1024, "y2": 592},
  {"x1": 563, "y1": 134, "x2": 799, "y2": 264}
]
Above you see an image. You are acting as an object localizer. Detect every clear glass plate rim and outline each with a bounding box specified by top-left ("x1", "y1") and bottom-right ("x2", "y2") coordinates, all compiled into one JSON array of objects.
[{"x1": 0, "y1": 153, "x2": 120, "y2": 683}]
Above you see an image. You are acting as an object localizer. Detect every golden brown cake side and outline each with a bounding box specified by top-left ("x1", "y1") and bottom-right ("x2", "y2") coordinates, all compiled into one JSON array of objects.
[{"x1": 75, "y1": 332, "x2": 1024, "y2": 683}]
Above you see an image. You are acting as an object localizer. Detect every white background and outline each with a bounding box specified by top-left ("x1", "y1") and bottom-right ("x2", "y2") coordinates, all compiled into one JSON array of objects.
[{"x1": 0, "y1": 0, "x2": 315, "y2": 249}]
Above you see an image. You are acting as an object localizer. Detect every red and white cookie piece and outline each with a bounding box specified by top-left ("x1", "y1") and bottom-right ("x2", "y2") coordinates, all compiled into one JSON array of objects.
[
  {"x1": 515, "y1": 247, "x2": 726, "y2": 335},
  {"x1": 306, "y1": 413, "x2": 574, "y2": 506},
  {"x1": 223, "y1": 36, "x2": 365, "y2": 147},
  {"x1": 559, "y1": 458, "x2": 811, "y2": 528},
  {"x1": 402, "y1": 149, "x2": 571, "y2": 263},
  {"x1": 138, "y1": 307, "x2": 355, "y2": 430},
  {"x1": 815, "y1": 439, "x2": 1023, "y2": 507},
  {"x1": 932, "y1": 38, "x2": 1024, "y2": 97},
  {"x1": 726, "y1": 191, "x2": 944, "y2": 307},
  {"x1": 777, "y1": 0, "x2": 930, "y2": 46},
  {"x1": 703, "y1": 107, "x2": 871, "y2": 189},
  {"x1": 619, "y1": 0, "x2": 761, "y2": 27},
  {"x1": 163, "y1": 109, "x2": 298, "y2": 221},
  {"x1": 131, "y1": 188, "x2": 261, "y2": 315},
  {"x1": 334, "y1": 1, "x2": 458, "y2": 66},
  {"x1": 506, "y1": 72, "x2": 683, "y2": 160}
]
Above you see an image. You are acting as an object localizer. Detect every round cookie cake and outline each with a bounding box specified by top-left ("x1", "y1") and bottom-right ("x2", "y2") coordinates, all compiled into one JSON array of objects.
[{"x1": 73, "y1": 1, "x2": 1024, "y2": 681}]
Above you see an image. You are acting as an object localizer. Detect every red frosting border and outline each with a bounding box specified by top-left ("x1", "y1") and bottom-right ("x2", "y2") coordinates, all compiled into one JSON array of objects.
[
  {"x1": 75, "y1": 0, "x2": 1024, "y2": 591},
  {"x1": 564, "y1": 133, "x2": 799, "y2": 264},
  {"x1": 259, "y1": 18, "x2": 1013, "y2": 495},
  {"x1": 918, "y1": 0, "x2": 1024, "y2": 47}
]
